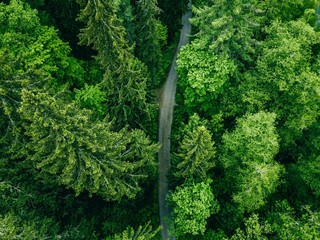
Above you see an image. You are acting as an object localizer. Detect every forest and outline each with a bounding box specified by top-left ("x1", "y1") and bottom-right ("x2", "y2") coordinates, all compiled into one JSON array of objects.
[{"x1": 1, "y1": 0, "x2": 320, "y2": 239}]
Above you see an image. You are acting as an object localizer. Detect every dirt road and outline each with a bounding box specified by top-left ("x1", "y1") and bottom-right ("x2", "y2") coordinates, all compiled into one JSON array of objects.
[{"x1": 158, "y1": 6, "x2": 192, "y2": 240}]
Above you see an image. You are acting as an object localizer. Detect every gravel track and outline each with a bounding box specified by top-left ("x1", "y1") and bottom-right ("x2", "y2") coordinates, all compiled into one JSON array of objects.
[{"x1": 158, "y1": 6, "x2": 192, "y2": 240}]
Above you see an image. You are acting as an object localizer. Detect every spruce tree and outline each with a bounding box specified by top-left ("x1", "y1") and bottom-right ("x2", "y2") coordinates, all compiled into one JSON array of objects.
[
  {"x1": 173, "y1": 117, "x2": 216, "y2": 180},
  {"x1": 19, "y1": 90, "x2": 159, "y2": 201},
  {"x1": 135, "y1": 0, "x2": 167, "y2": 85},
  {"x1": 76, "y1": 0, "x2": 150, "y2": 128}
]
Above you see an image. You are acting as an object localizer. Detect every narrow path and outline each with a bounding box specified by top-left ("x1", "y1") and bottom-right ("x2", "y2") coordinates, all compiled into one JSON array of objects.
[{"x1": 158, "y1": 5, "x2": 192, "y2": 240}]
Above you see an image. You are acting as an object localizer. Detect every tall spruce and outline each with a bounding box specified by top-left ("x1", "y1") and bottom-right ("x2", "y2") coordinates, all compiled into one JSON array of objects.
[
  {"x1": 19, "y1": 90, "x2": 159, "y2": 201},
  {"x1": 76, "y1": 0, "x2": 150, "y2": 128},
  {"x1": 0, "y1": 0, "x2": 84, "y2": 156},
  {"x1": 173, "y1": 114, "x2": 216, "y2": 180},
  {"x1": 135, "y1": 0, "x2": 166, "y2": 85},
  {"x1": 190, "y1": 0, "x2": 262, "y2": 65}
]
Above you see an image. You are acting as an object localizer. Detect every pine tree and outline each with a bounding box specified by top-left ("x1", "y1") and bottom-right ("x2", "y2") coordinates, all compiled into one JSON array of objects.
[{"x1": 190, "y1": 0, "x2": 262, "y2": 65}]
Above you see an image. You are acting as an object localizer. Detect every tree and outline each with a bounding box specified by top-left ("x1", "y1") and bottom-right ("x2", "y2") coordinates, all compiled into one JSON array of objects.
[
  {"x1": 230, "y1": 214, "x2": 271, "y2": 240},
  {"x1": 221, "y1": 112, "x2": 283, "y2": 212},
  {"x1": 169, "y1": 180, "x2": 219, "y2": 237},
  {"x1": 0, "y1": 179, "x2": 63, "y2": 239},
  {"x1": 0, "y1": 0, "x2": 84, "y2": 156},
  {"x1": 173, "y1": 114, "x2": 216, "y2": 180},
  {"x1": 190, "y1": 0, "x2": 263, "y2": 65},
  {"x1": 76, "y1": 0, "x2": 150, "y2": 127},
  {"x1": 106, "y1": 222, "x2": 161, "y2": 240},
  {"x1": 177, "y1": 40, "x2": 236, "y2": 116},
  {"x1": 0, "y1": 212, "x2": 58, "y2": 240},
  {"x1": 229, "y1": 201, "x2": 320, "y2": 240},
  {"x1": 240, "y1": 20, "x2": 320, "y2": 146},
  {"x1": 19, "y1": 90, "x2": 159, "y2": 201},
  {"x1": 289, "y1": 123, "x2": 320, "y2": 197},
  {"x1": 158, "y1": 0, "x2": 189, "y2": 41},
  {"x1": 267, "y1": 201, "x2": 320, "y2": 240},
  {"x1": 260, "y1": 0, "x2": 317, "y2": 23},
  {"x1": 135, "y1": 0, "x2": 167, "y2": 85}
]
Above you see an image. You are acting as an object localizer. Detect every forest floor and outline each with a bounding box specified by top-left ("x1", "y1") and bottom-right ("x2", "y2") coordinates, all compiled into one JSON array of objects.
[{"x1": 158, "y1": 6, "x2": 192, "y2": 240}]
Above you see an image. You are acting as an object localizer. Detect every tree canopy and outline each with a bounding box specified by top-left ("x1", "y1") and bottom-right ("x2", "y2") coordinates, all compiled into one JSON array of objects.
[{"x1": 2, "y1": 0, "x2": 320, "y2": 239}]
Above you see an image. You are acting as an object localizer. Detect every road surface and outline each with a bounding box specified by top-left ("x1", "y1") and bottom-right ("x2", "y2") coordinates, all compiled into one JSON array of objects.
[{"x1": 158, "y1": 5, "x2": 192, "y2": 240}]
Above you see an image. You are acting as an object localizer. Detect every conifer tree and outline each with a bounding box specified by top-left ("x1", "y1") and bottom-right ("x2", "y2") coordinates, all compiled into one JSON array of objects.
[
  {"x1": 191, "y1": 0, "x2": 262, "y2": 65},
  {"x1": 19, "y1": 90, "x2": 159, "y2": 201},
  {"x1": 135, "y1": 0, "x2": 167, "y2": 85},
  {"x1": 76, "y1": 0, "x2": 150, "y2": 127},
  {"x1": 0, "y1": 0, "x2": 84, "y2": 156},
  {"x1": 106, "y1": 222, "x2": 161, "y2": 240},
  {"x1": 173, "y1": 114, "x2": 216, "y2": 180}
]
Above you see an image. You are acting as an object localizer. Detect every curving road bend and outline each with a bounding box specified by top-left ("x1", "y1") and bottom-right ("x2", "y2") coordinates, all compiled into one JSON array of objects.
[{"x1": 158, "y1": 5, "x2": 192, "y2": 240}]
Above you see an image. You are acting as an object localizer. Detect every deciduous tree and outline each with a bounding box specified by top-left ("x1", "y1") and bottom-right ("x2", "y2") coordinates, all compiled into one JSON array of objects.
[
  {"x1": 240, "y1": 20, "x2": 320, "y2": 146},
  {"x1": 169, "y1": 180, "x2": 219, "y2": 236},
  {"x1": 221, "y1": 112, "x2": 283, "y2": 212}
]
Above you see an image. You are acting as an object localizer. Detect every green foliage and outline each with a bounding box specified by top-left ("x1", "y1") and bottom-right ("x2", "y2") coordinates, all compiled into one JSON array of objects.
[
  {"x1": 267, "y1": 201, "x2": 320, "y2": 240},
  {"x1": 77, "y1": 0, "x2": 150, "y2": 127},
  {"x1": 298, "y1": 155, "x2": 320, "y2": 197},
  {"x1": 19, "y1": 90, "x2": 159, "y2": 200},
  {"x1": 173, "y1": 114, "x2": 216, "y2": 180},
  {"x1": 227, "y1": 201, "x2": 320, "y2": 240},
  {"x1": 75, "y1": 84, "x2": 106, "y2": 118},
  {"x1": 261, "y1": 0, "x2": 317, "y2": 23},
  {"x1": 191, "y1": 0, "x2": 262, "y2": 64},
  {"x1": 0, "y1": 212, "x2": 57, "y2": 240},
  {"x1": 230, "y1": 214, "x2": 271, "y2": 240},
  {"x1": 0, "y1": 179, "x2": 63, "y2": 239},
  {"x1": 221, "y1": 112, "x2": 283, "y2": 211},
  {"x1": 106, "y1": 222, "x2": 161, "y2": 240},
  {"x1": 177, "y1": 39, "x2": 236, "y2": 115},
  {"x1": 2, "y1": 0, "x2": 320, "y2": 238},
  {"x1": 169, "y1": 180, "x2": 219, "y2": 236},
  {"x1": 241, "y1": 20, "x2": 320, "y2": 146},
  {"x1": 0, "y1": 0, "x2": 84, "y2": 155},
  {"x1": 291, "y1": 123, "x2": 320, "y2": 197},
  {"x1": 221, "y1": 112, "x2": 279, "y2": 167},
  {"x1": 0, "y1": 0, "x2": 84, "y2": 85},
  {"x1": 233, "y1": 161, "x2": 283, "y2": 212},
  {"x1": 136, "y1": 0, "x2": 167, "y2": 85}
]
